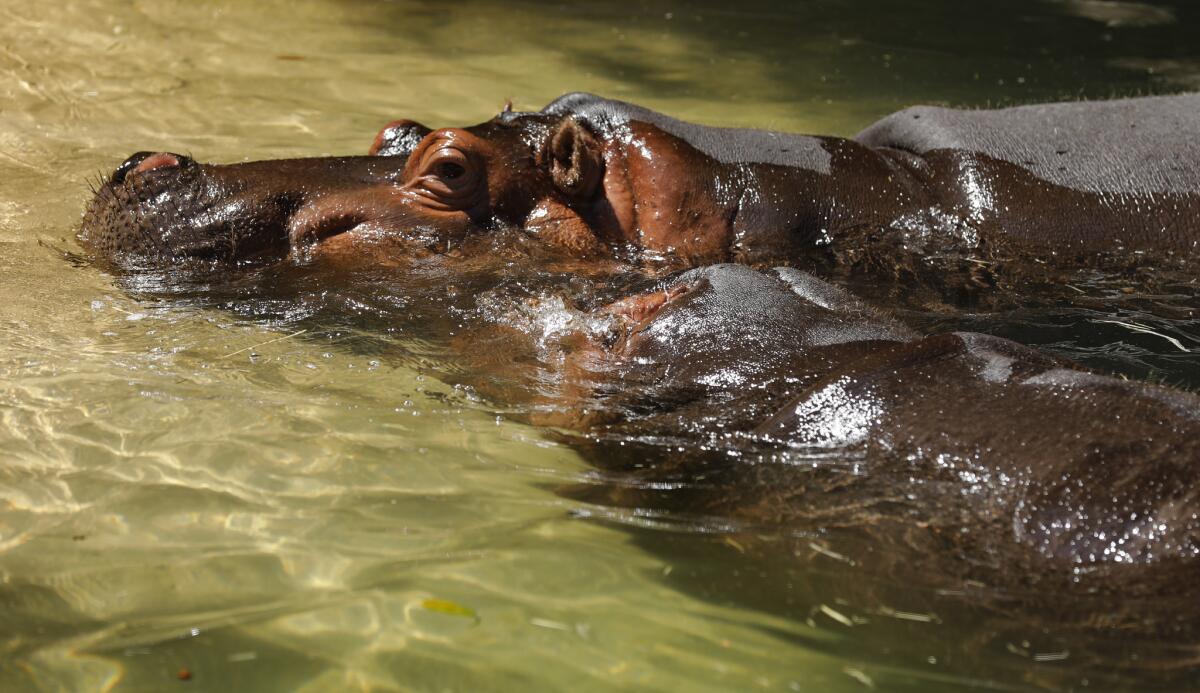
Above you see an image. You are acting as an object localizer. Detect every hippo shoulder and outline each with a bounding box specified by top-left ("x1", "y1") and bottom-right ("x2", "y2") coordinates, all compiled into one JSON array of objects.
[
  {"x1": 679, "y1": 264, "x2": 913, "y2": 345},
  {"x1": 771, "y1": 267, "x2": 915, "y2": 344},
  {"x1": 629, "y1": 264, "x2": 912, "y2": 363},
  {"x1": 542, "y1": 92, "x2": 833, "y2": 173},
  {"x1": 855, "y1": 94, "x2": 1200, "y2": 193}
]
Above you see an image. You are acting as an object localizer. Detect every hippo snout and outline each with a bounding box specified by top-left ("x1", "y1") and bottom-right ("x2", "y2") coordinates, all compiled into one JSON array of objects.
[
  {"x1": 80, "y1": 151, "x2": 292, "y2": 265},
  {"x1": 78, "y1": 152, "x2": 429, "y2": 267}
]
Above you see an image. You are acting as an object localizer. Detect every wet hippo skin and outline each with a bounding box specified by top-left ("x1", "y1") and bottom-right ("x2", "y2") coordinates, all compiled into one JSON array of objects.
[
  {"x1": 589, "y1": 263, "x2": 1200, "y2": 574},
  {"x1": 565, "y1": 264, "x2": 1200, "y2": 682},
  {"x1": 80, "y1": 93, "x2": 1200, "y2": 290}
]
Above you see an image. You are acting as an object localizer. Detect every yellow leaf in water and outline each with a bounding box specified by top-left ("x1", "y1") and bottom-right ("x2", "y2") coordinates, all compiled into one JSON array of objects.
[{"x1": 421, "y1": 598, "x2": 477, "y2": 619}]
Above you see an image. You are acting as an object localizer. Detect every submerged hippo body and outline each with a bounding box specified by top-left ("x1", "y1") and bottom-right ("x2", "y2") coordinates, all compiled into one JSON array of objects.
[
  {"x1": 569, "y1": 264, "x2": 1200, "y2": 682},
  {"x1": 81, "y1": 93, "x2": 1200, "y2": 288},
  {"x1": 589, "y1": 263, "x2": 1200, "y2": 573}
]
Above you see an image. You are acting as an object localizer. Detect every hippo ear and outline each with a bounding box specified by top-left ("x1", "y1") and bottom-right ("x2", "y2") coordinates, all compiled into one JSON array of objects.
[
  {"x1": 543, "y1": 117, "x2": 604, "y2": 200},
  {"x1": 370, "y1": 119, "x2": 433, "y2": 157}
]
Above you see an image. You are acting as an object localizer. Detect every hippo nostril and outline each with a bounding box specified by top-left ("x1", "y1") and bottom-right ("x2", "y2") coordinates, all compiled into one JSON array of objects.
[
  {"x1": 110, "y1": 151, "x2": 191, "y2": 185},
  {"x1": 133, "y1": 152, "x2": 182, "y2": 174},
  {"x1": 110, "y1": 151, "x2": 154, "y2": 185}
]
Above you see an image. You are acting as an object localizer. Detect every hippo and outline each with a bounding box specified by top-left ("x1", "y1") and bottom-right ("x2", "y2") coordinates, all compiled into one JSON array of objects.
[
  {"x1": 80, "y1": 93, "x2": 1200, "y2": 294},
  {"x1": 555, "y1": 263, "x2": 1200, "y2": 685},
  {"x1": 571, "y1": 262, "x2": 1200, "y2": 575},
  {"x1": 77, "y1": 94, "x2": 1200, "y2": 684}
]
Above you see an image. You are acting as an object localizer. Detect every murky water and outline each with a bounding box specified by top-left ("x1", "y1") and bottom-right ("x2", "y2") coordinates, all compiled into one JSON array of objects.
[{"x1": 3, "y1": 1, "x2": 1200, "y2": 690}]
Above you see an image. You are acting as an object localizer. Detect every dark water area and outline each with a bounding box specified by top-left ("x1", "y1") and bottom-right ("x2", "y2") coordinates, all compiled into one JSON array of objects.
[{"x1": 365, "y1": 0, "x2": 1200, "y2": 129}]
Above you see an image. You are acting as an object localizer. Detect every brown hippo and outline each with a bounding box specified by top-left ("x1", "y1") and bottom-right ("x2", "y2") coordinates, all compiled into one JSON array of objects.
[
  {"x1": 557, "y1": 263, "x2": 1200, "y2": 687},
  {"x1": 77, "y1": 95, "x2": 1200, "y2": 686},
  {"x1": 80, "y1": 93, "x2": 1200, "y2": 293},
  {"x1": 567, "y1": 262, "x2": 1200, "y2": 575}
]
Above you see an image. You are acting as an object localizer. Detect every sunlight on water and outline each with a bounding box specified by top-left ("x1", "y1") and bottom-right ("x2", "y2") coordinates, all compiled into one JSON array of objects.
[{"x1": 2, "y1": 0, "x2": 1200, "y2": 690}]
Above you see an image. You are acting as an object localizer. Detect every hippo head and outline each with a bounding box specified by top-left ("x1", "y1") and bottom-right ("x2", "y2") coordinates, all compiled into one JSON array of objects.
[{"x1": 79, "y1": 93, "x2": 749, "y2": 271}]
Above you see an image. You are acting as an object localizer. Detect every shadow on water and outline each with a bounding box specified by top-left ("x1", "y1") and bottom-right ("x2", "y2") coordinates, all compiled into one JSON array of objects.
[
  {"x1": 359, "y1": 0, "x2": 1200, "y2": 131},
  {"x1": 832, "y1": 271, "x2": 1200, "y2": 391}
]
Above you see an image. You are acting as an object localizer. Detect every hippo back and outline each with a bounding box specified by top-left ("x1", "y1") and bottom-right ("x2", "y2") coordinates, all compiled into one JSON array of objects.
[
  {"x1": 541, "y1": 92, "x2": 834, "y2": 174},
  {"x1": 855, "y1": 93, "x2": 1200, "y2": 194}
]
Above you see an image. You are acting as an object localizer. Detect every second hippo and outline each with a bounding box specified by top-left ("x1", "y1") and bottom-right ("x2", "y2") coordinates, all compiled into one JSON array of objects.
[{"x1": 553, "y1": 263, "x2": 1200, "y2": 685}]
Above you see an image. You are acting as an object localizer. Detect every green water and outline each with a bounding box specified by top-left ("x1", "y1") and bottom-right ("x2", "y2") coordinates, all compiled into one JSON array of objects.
[{"x1": 2, "y1": 1, "x2": 1199, "y2": 690}]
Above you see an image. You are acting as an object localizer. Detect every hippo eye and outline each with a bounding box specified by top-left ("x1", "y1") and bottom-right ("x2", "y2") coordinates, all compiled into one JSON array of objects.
[
  {"x1": 419, "y1": 148, "x2": 475, "y2": 190},
  {"x1": 406, "y1": 139, "x2": 484, "y2": 210},
  {"x1": 436, "y1": 162, "x2": 466, "y2": 180}
]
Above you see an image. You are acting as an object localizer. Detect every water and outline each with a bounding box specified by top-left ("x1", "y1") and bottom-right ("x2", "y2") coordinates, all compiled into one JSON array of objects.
[{"x1": 3, "y1": 0, "x2": 1200, "y2": 690}]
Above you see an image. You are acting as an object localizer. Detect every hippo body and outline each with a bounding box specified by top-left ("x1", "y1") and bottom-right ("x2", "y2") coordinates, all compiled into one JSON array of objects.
[
  {"x1": 572, "y1": 264, "x2": 1200, "y2": 683},
  {"x1": 80, "y1": 93, "x2": 1200, "y2": 291},
  {"x1": 854, "y1": 94, "x2": 1200, "y2": 275},
  {"x1": 594, "y1": 263, "x2": 1200, "y2": 573},
  {"x1": 76, "y1": 95, "x2": 1200, "y2": 682}
]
